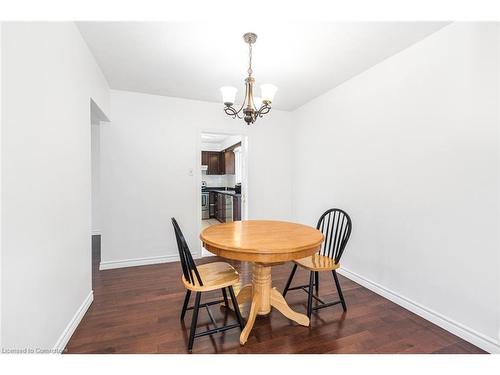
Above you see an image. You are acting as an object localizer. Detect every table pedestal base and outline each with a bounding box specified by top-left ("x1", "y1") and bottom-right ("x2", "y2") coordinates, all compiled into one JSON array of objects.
[{"x1": 234, "y1": 263, "x2": 310, "y2": 345}]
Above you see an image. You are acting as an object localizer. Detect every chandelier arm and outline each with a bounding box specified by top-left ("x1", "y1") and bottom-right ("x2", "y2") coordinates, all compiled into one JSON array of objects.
[
  {"x1": 225, "y1": 105, "x2": 245, "y2": 119},
  {"x1": 224, "y1": 106, "x2": 237, "y2": 119},
  {"x1": 234, "y1": 81, "x2": 250, "y2": 114},
  {"x1": 257, "y1": 104, "x2": 272, "y2": 118},
  {"x1": 224, "y1": 106, "x2": 238, "y2": 119}
]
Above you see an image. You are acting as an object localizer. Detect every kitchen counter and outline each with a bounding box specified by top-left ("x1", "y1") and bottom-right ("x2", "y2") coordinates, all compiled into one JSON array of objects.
[
  {"x1": 203, "y1": 186, "x2": 226, "y2": 191},
  {"x1": 202, "y1": 187, "x2": 241, "y2": 197},
  {"x1": 212, "y1": 189, "x2": 241, "y2": 197}
]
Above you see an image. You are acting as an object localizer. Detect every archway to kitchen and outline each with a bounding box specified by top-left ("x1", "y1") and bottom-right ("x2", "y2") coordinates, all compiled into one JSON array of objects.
[{"x1": 199, "y1": 131, "x2": 248, "y2": 257}]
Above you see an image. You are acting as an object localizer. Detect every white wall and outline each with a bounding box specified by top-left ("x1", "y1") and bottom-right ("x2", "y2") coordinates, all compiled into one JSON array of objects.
[
  {"x1": 292, "y1": 23, "x2": 500, "y2": 352},
  {"x1": 99, "y1": 90, "x2": 292, "y2": 268},
  {"x1": 0, "y1": 21, "x2": 3, "y2": 348},
  {"x1": 1, "y1": 23, "x2": 109, "y2": 350},
  {"x1": 91, "y1": 124, "x2": 101, "y2": 234}
]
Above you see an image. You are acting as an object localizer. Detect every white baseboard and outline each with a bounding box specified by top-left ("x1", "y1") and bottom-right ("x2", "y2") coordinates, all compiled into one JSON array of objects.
[
  {"x1": 53, "y1": 290, "x2": 93, "y2": 353},
  {"x1": 99, "y1": 254, "x2": 181, "y2": 270},
  {"x1": 338, "y1": 268, "x2": 500, "y2": 354}
]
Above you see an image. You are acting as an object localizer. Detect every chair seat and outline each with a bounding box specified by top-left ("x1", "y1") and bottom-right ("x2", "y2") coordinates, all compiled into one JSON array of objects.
[
  {"x1": 182, "y1": 262, "x2": 239, "y2": 292},
  {"x1": 294, "y1": 253, "x2": 340, "y2": 271}
]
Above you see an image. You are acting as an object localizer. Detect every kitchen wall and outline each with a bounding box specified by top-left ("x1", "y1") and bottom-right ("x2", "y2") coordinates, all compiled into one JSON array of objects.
[
  {"x1": 292, "y1": 23, "x2": 500, "y2": 352},
  {"x1": 99, "y1": 90, "x2": 293, "y2": 269},
  {"x1": 1, "y1": 23, "x2": 110, "y2": 350},
  {"x1": 202, "y1": 173, "x2": 235, "y2": 188}
]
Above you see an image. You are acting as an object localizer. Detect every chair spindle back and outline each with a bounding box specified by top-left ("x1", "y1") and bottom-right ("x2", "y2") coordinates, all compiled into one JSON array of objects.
[
  {"x1": 171, "y1": 217, "x2": 203, "y2": 286},
  {"x1": 317, "y1": 208, "x2": 352, "y2": 264}
]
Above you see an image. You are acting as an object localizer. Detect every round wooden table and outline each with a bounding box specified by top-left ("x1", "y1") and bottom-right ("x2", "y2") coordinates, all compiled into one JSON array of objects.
[{"x1": 200, "y1": 220, "x2": 324, "y2": 344}]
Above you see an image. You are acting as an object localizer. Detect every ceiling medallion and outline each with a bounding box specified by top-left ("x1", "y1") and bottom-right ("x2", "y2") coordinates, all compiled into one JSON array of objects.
[{"x1": 220, "y1": 33, "x2": 278, "y2": 126}]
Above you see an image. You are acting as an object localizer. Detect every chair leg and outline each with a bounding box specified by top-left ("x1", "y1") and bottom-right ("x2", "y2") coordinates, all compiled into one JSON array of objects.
[
  {"x1": 188, "y1": 292, "x2": 201, "y2": 352},
  {"x1": 227, "y1": 286, "x2": 244, "y2": 330},
  {"x1": 307, "y1": 271, "x2": 314, "y2": 319},
  {"x1": 283, "y1": 264, "x2": 298, "y2": 297},
  {"x1": 332, "y1": 270, "x2": 347, "y2": 311},
  {"x1": 221, "y1": 287, "x2": 229, "y2": 308},
  {"x1": 180, "y1": 290, "x2": 191, "y2": 320},
  {"x1": 314, "y1": 271, "x2": 319, "y2": 295}
]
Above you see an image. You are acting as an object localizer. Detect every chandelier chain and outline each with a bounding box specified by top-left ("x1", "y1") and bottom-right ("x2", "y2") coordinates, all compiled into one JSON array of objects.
[{"x1": 248, "y1": 43, "x2": 253, "y2": 76}]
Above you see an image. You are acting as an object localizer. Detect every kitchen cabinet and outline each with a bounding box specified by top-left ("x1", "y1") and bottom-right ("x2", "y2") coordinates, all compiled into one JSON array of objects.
[
  {"x1": 219, "y1": 152, "x2": 226, "y2": 174},
  {"x1": 233, "y1": 195, "x2": 241, "y2": 221},
  {"x1": 213, "y1": 191, "x2": 240, "y2": 223},
  {"x1": 201, "y1": 147, "x2": 236, "y2": 175},
  {"x1": 224, "y1": 150, "x2": 235, "y2": 174},
  {"x1": 201, "y1": 151, "x2": 208, "y2": 167},
  {"x1": 215, "y1": 193, "x2": 226, "y2": 222},
  {"x1": 209, "y1": 191, "x2": 216, "y2": 218},
  {"x1": 202, "y1": 151, "x2": 226, "y2": 175},
  {"x1": 207, "y1": 151, "x2": 222, "y2": 175}
]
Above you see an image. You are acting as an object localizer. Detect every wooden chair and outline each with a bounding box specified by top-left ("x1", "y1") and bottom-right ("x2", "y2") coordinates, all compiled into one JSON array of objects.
[
  {"x1": 171, "y1": 218, "x2": 244, "y2": 352},
  {"x1": 283, "y1": 209, "x2": 352, "y2": 318}
]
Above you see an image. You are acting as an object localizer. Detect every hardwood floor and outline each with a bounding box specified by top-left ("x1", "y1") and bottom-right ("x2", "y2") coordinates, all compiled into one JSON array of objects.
[{"x1": 65, "y1": 236, "x2": 486, "y2": 354}]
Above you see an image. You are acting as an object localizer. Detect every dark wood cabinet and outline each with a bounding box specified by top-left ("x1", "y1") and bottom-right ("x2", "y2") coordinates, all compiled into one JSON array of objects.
[
  {"x1": 201, "y1": 151, "x2": 208, "y2": 167},
  {"x1": 233, "y1": 195, "x2": 241, "y2": 221},
  {"x1": 202, "y1": 148, "x2": 236, "y2": 175},
  {"x1": 219, "y1": 152, "x2": 225, "y2": 174},
  {"x1": 224, "y1": 150, "x2": 235, "y2": 174},
  {"x1": 209, "y1": 191, "x2": 216, "y2": 218},
  {"x1": 213, "y1": 192, "x2": 218, "y2": 219},
  {"x1": 207, "y1": 152, "x2": 221, "y2": 175},
  {"x1": 201, "y1": 151, "x2": 226, "y2": 175},
  {"x1": 213, "y1": 192, "x2": 240, "y2": 223},
  {"x1": 215, "y1": 193, "x2": 225, "y2": 222}
]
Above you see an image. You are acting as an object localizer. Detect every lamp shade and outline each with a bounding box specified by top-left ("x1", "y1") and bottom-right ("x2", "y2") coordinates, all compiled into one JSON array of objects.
[
  {"x1": 220, "y1": 86, "x2": 237, "y2": 106},
  {"x1": 260, "y1": 84, "x2": 278, "y2": 104}
]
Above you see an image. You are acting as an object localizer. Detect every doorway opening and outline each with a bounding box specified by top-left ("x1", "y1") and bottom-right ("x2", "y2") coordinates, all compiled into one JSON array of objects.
[
  {"x1": 90, "y1": 99, "x2": 109, "y2": 287},
  {"x1": 199, "y1": 131, "x2": 248, "y2": 257}
]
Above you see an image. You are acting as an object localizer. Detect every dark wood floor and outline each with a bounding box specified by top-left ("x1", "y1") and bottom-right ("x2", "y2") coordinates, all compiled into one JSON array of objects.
[{"x1": 65, "y1": 236, "x2": 486, "y2": 354}]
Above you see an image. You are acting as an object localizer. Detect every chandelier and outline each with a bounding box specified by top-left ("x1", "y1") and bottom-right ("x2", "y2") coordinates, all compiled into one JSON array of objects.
[{"x1": 220, "y1": 33, "x2": 278, "y2": 126}]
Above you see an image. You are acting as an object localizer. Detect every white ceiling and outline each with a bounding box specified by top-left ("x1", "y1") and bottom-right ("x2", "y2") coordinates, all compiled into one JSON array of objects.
[{"x1": 77, "y1": 21, "x2": 448, "y2": 111}]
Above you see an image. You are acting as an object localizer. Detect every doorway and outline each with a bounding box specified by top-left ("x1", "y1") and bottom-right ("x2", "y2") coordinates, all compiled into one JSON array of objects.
[
  {"x1": 199, "y1": 131, "x2": 248, "y2": 257},
  {"x1": 90, "y1": 99, "x2": 109, "y2": 287}
]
